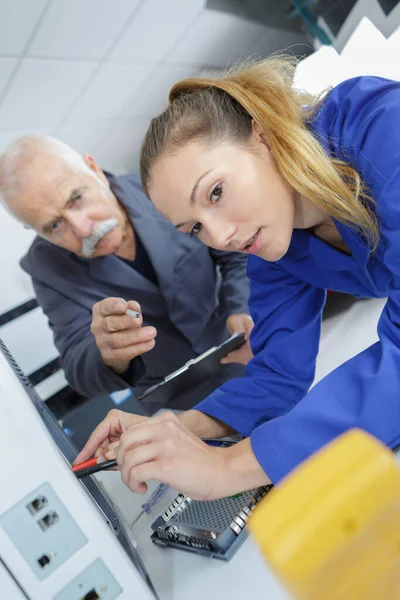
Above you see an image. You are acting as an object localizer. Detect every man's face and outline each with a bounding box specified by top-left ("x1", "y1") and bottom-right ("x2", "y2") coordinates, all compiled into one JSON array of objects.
[{"x1": 9, "y1": 153, "x2": 127, "y2": 258}]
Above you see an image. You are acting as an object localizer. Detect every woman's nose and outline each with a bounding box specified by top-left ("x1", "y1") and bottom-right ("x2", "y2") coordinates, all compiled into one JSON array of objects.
[{"x1": 206, "y1": 218, "x2": 236, "y2": 249}]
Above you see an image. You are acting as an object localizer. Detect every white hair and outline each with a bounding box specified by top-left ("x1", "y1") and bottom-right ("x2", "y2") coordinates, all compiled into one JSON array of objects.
[{"x1": 0, "y1": 134, "x2": 97, "y2": 211}]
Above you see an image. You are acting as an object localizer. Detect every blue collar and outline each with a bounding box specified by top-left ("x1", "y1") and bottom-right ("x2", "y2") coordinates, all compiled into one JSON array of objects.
[{"x1": 279, "y1": 221, "x2": 371, "y2": 272}]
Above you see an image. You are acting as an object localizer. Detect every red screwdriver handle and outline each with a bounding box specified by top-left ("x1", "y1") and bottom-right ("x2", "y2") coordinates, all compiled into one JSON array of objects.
[{"x1": 71, "y1": 457, "x2": 98, "y2": 472}]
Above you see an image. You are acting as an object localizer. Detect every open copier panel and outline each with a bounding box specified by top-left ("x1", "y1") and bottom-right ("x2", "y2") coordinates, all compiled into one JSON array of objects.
[{"x1": 0, "y1": 338, "x2": 157, "y2": 600}]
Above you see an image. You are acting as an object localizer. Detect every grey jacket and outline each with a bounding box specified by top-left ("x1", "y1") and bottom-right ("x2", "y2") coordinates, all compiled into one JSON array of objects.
[{"x1": 21, "y1": 173, "x2": 249, "y2": 412}]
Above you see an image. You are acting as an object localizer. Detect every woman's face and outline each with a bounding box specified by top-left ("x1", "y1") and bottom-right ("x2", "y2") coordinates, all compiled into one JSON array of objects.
[{"x1": 148, "y1": 124, "x2": 296, "y2": 262}]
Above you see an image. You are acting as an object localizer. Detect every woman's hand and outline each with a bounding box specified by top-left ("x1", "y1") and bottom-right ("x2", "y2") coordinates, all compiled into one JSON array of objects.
[
  {"x1": 73, "y1": 407, "x2": 234, "y2": 469},
  {"x1": 178, "y1": 409, "x2": 235, "y2": 439},
  {"x1": 110, "y1": 412, "x2": 270, "y2": 499},
  {"x1": 73, "y1": 409, "x2": 148, "y2": 465}
]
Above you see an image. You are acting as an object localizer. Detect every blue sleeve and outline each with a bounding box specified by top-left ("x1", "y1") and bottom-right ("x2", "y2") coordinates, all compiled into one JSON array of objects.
[
  {"x1": 310, "y1": 76, "x2": 400, "y2": 196},
  {"x1": 196, "y1": 257, "x2": 326, "y2": 434},
  {"x1": 252, "y1": 77, "x2": 400, "y2": 482},
  {"x1": 209, "y1": 248, "x2": 250, "y2": 315}
]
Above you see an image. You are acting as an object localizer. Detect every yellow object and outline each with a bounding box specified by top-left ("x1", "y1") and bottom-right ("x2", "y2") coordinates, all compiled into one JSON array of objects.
[{"x1": 249, "y1": 429, "x2": 400, "y2": 600}]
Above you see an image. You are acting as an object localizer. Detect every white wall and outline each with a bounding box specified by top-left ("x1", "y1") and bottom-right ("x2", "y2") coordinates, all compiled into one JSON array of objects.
[{"x1": 0, "y1": 0, "x2": 305, "y2": 173}]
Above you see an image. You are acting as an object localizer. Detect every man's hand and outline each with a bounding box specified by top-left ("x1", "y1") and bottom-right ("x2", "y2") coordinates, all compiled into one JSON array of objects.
[
  {"x1": 73, "y1": 409, "x2": 148, "y2": 465},
  {"x1": 221, "y1": 313, "x2": 254, "y2": 365},
  {"x1": 91, "y1": 297, "x2": 157, "y2": 374}
]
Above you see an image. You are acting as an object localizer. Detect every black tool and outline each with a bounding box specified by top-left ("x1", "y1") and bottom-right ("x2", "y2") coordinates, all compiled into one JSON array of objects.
[{"x1": 74, "y1": 459, "x2": 117, "y2": 479}]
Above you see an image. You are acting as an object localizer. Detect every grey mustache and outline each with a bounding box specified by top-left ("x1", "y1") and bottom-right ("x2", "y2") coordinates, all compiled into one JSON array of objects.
[{"x1": 81, "y1": 218, "x2": 118, "y2": 257}]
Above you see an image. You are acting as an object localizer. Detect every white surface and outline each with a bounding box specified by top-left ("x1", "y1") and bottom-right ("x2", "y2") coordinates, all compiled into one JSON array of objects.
[
  {"x1": 294, "y1": 18, "x2": 400, "y2": 100},
  {"x1": 0, "y1": 0, "x2": 48, "y2": 56},
  {"x1": 109, "y1": 0, "x2": 205, "y2": 64},
  {"x1": 28, "y1": 0, "x2": 142, "y2": 60},
  {"x1": 388, "y1": 24, "x2": 400, "y2": 45},
  {"x1": 59, "y1": 116, "x2": 150, "y2": 173},
  {"x1": 0, "y1": 307, "x2": 58, "y2": 375},
  {"x1": 119, "y1": 64, "x2": 198, "y2": 120},
  {"x1": 340, "y1": 17, "x2": 400, "y2": 80},
  {"x1": 0, "y1": 204, "x2": 63, "y2": 400},
  {"x1": 0, "y1": 560, "x2": 27, "y2": 600},
  {"x1": 166, "y1": 10, "x2": 267, "y2": 67},
  {"x1": 0, "y1": 57, "x2": 17, "y2": 97},
  {"x1": 66, "y1": 62, "x2": 154, "y2": 124},
  {"x1": 0, "y1": 0, "x2": 299, "y2": 171},
  {"x1": 1, "y1": 1, "x2": 398, "y2": 172},
  {"x1": 0, "y1": 206, "x2": 36, "y2": 314},
  {"x1": 0, "y1": 348, "x2": 154, "y2": 600},
  {"x1": 293, "y1": 46, "x2": 345, "y2": 95},
  {"x1": 314, "y1": 297, "x2": 385, "y2": 385},
  {"x1": 35, "y1": 368, "x2": 68, "y2": 402},
  {"x1": 1, "y1": 58, "x2": 97, "y2": 129},
  {"x1": 0, "y1": 127, "x2": 52, "y2": 150},
  {"x1": 94, "y1": 471, "x2": 291, "y2": 600}
]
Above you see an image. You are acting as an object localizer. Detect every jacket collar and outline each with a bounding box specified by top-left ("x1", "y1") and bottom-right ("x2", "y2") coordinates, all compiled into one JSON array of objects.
[{"x1": 279, "y1": 223, "x2": 370, "y2": 273}]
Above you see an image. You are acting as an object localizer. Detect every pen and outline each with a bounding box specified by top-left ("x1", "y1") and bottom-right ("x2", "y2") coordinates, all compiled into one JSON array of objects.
[{"x1": 125, "y1": 308, "x2": 141, "y2": 319}]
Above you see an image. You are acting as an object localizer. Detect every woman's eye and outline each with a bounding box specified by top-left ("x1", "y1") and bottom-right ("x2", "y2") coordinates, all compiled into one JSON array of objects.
[
  {"x1": 190, "y1": 222, "x2": 202, "y2": 236},
  {"x1": 51, "y1": 220, "x2": 60, "y2": 231},
  {"x1": 210, "y1": 183, "x2": 222, "y2": 203}
]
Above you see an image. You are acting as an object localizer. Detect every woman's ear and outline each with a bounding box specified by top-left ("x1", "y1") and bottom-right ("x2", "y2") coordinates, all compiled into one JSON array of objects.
[{"x1": 251, "y1": 120, "x2": 271, "y2": 150}]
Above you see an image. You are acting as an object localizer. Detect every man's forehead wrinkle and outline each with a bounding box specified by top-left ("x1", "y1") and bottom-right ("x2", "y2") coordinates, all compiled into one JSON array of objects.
[
  {"x1": 34, "y1": 157, "x2": 80, "y2": 200},
  {"x1": 18, "y1": 169, "x2": 71, "y2": 230},
  {"x1": 52, "y1": 172, "x2": 74, "y2": 197}
]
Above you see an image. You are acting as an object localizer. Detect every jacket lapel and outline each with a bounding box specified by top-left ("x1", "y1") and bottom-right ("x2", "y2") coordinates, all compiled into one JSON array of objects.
[
  {"x1": 117, "y1": 175, "x2": 215, "y2": 344},
  {"x1": 119, "y1": 177, "x2": 176, "y2": 306},
  {"x1": 89, "y1": 252, "x2": 160, "y2": 293}
]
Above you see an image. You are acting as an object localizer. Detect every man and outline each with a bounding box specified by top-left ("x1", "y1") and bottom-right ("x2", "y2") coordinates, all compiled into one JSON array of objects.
[{"x1": 0, "y1": 135, "x2": 253, "y2": 413}]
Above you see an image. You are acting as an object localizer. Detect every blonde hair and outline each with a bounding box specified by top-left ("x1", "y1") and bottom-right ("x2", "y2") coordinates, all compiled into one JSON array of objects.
[{"x1": 140, "y1": 56, "x2": 378, "y2": 249}]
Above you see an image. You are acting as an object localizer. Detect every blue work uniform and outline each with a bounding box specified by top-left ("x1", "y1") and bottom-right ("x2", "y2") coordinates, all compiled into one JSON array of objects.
[{"x1": 196, "y1": 75, "x2": 400, "y2": 483}]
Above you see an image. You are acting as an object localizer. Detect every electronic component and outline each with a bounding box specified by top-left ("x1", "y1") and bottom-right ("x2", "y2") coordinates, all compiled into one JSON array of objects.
[{"x1": 151, "y1": 485, "x2": 273, "y2": 560}]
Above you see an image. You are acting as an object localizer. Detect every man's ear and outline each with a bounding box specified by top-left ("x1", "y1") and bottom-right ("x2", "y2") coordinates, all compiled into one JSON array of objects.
[
  {"x1": 83, "y1": 154, "x2": 110, "y2": 187},
  {"x1": 251, "y1": 120, "x2": 271, "y2": 150}
]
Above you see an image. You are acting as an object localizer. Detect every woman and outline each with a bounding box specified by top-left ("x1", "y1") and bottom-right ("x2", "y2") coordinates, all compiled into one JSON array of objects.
[{"x1": 75, "y1": 57, "x2": 400, "y2": 500}]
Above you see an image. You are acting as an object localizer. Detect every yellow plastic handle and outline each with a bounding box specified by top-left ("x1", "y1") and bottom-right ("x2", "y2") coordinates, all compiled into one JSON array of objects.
[{"x1": 249, "y1": 429, "x2": 400, "y2": 600}]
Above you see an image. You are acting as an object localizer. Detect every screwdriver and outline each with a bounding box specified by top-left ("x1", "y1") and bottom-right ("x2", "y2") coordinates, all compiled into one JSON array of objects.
[{"x1": 72, "y1": 457, "x2": 117, "y2": 478}]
